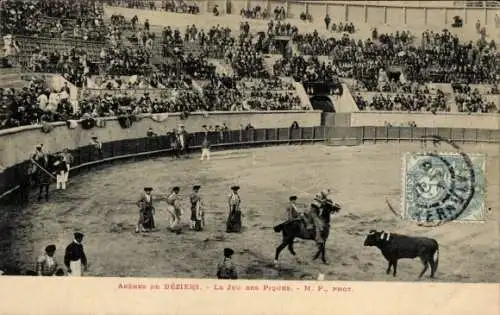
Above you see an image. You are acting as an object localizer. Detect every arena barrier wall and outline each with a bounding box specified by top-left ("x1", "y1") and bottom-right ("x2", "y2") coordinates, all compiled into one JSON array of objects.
[
  {"x1": 0, "y1": 111, "x2": 321, "y2": 171},
  {"x1": 350, "y1": 112, "x2": 500, "y2": 130},
  {"x1": 1, "y1": 125, "x2": 499, "y2": 201}
]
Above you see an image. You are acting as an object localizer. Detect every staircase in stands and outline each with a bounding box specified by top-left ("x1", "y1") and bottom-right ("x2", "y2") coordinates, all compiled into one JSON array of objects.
[
  {"x1": 208, "y1": 58, "x2": 234, "y2": 76},
  {"x1": 206, "y1": 0, "x2": 218, "y2": 14},
  {"x1": 0, "y1": 67, "x2": 26, "y2": 89},
  {"x1": 262, "y1": 54, "x2": 281, "y2": 76}
]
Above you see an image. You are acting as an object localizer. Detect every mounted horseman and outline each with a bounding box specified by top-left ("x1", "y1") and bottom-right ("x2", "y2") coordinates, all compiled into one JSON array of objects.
[
  {"x1": 273, "y1": 190, "x2": 341, "y2": 267},
  {"x1": 31, "y1": 145, "x2": 59, "y2": 201}
]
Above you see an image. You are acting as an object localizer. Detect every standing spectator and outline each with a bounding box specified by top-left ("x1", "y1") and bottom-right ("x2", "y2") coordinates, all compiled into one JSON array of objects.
[
  {"x1": 36, "y1": 244, "x2": 60, "y2": 276},
  {"x1": 216, "y1": 248, "x2": 238, "y2": 279},
  {"x1": 64, "y1": 232, "x2": 88, "y2": 277},
  {"x1": 324, "y1": 14, "x2": 331, "y2": 30}
]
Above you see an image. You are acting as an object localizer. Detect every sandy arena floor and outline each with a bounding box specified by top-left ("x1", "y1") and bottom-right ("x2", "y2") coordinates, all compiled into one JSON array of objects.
[{"x1": 1, "y1": 143, "x2": 498, "y2": 282}]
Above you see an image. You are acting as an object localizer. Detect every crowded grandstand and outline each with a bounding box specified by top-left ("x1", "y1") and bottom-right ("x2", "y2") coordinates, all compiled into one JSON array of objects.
[{"x1": 0, "y1": 0, "x2": 498, "y2": 130}]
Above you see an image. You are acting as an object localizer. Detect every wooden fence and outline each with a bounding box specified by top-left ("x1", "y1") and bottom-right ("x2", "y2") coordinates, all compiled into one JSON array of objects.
[{"x1": 1, "y1": 125, "x2": 499, "y2": 200}]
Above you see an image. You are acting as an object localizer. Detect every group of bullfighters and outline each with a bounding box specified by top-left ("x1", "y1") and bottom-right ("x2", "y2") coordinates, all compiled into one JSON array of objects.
[
  {"x1": 135, "y1": 184, "x2": 243, "y2": 234},
  {"x1": 135, "y1": 183, "x2": 331, "y2": 243}
]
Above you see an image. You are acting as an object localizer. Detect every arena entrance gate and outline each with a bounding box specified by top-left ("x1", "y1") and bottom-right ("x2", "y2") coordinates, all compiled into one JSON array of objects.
[{"x1": 324, "y1": 127, "x2": 362, "y2": 146}]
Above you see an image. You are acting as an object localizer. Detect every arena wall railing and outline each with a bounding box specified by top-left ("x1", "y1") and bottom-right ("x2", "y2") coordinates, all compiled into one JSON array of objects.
[{"x1": 0, "y1": 124, "x2": 499, "y2": 202}]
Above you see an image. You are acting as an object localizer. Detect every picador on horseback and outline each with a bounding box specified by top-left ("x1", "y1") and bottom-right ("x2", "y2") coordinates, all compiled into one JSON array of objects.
[
  {"x1": 284, "y1": 190, "x2": 331, "y2": 244},
  {"x1": 274, "y1": 189, "x2": 341, "y2": 266}
]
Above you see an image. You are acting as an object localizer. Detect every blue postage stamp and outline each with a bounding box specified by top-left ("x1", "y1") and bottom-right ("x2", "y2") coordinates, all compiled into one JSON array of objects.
[{"x1": 402, "y1": 152, "x2": 486, "y2": 223}]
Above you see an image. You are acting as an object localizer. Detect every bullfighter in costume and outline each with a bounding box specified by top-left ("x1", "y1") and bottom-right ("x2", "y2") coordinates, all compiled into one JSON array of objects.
[
  {"x1": 190, "y1": 185, "x2": 204, "y2": 231},
  {"x1": 36, "y1": 244, "x2": 62, "y2": 276},
  {"x1": 54, "y1": 155, "x2": 68, "y2": 190},
  {"x1": 166, "y1": 186, "x2": 182, "y2": 232},
  {"x1": 136, "y1": 187, "x2": 155, "y2": 233},
  {"x1": 200, "y1": 134, "x2": 211, "y2": 161},
  {"x1": 177, "y1": 124, "x2": 189, "y2": 158},
  {"x1": 61, "y1": 148, "x2": 73, "y2": 189},
  {"x1": 226, "y1": 185, "x2": 242, "y2": 233},
  {"x1": 64, "y1": 232, "x2": 88, "y2": 277}
]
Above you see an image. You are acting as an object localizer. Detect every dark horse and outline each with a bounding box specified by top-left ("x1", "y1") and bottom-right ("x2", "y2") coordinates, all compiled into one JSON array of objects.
[
  {"x1": 32, "y1": 154, "x2": 58, "y2": 201},
  {"x1": 273, "y1": 201, "x2": 341, "y2": 267}
]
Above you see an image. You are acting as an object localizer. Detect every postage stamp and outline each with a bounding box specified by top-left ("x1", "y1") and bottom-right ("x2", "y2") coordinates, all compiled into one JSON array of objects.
[{"x1": 402, "y1": 152, "x2": 486, "y2": 223}]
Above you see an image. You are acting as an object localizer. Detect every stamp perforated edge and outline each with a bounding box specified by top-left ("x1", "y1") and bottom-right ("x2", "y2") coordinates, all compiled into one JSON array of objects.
[{"x1": 400, "y1": 151, "x2": 488, "y2": 224}]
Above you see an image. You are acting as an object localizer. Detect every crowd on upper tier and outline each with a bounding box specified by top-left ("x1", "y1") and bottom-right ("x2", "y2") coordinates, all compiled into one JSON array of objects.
[
  {"x1": 103, "y1": 0, "x2": 200, "y2": 14},
  {"x1": 289, "y1": 29, "x2": 499, "y2": 87},
  {"x1": 354, "y1": 90, "x2": 450, "y2": 113},
  {"x1": 0, "y1": 0, "x2": 108, "y2": 40},
  {"x1": 1, "y1": 3, "x2": 499, "y2": 130}
]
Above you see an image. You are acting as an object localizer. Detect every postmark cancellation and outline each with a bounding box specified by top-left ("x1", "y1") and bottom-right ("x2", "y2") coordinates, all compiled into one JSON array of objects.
[{"x1": 402, "y1": 152, "x2": 486, "y2": 223}]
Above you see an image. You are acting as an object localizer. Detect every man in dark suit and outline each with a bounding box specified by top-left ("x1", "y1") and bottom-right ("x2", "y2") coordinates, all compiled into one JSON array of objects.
[{"x1": 64, "y1": 232, "x2": 88, "y2": 277}]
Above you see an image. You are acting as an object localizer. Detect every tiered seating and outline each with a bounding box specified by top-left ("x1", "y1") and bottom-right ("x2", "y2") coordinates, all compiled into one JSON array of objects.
[
  {"x1": 104, "y1": 0, "x2": 200, "y2": 14},
  {"x1": 452, "y1": 84, "x2": 499, "y2": 113},
  {"x1": 1, "y1": 1, "x2": 499, "y2": 132},
  {"x1": 0, "y1": 0, "x2": 106, "y2": 38},
  {"x1": 353, "y1": 91, "x2": 450, "y2": 112}
]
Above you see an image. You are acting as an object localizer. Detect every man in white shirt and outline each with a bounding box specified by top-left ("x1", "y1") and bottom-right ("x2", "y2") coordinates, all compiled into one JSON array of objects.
[{"x1": 37, "y1": 93, "x2": 49, "y2": 112}]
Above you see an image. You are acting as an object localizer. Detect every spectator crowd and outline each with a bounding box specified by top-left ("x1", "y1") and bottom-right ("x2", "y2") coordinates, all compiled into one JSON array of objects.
[
  {"x1": 1, "y1": 0, "x2": 108, "y2": 40},
  {"x1": 1, "y1": 1, "x2": 499, "y2": 130},
  {"x1": 354, "y1": 90, "x2": 450, "y2": 113}
]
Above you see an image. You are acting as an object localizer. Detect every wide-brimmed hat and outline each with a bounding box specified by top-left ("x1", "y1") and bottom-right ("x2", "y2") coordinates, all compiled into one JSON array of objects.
[
  {"x1": 223, "y1": 248, "x2": 234, "y2": 257},
  {"x1": 231, "y1": 185, "x2": 240, "y2": 191},
  {"x1": 144, "y1": 187, "x2": 153, "y2": 191},
  {"x1": 45, "y1": 244, "x2": 56, "y2": 253},
  {"x1": 193, "y1": 185, "x2": 201, "y2": 190}
]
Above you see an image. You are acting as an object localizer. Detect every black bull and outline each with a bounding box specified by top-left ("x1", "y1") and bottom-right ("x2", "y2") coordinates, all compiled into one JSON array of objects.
[
  {"x1": 273, "y1": 202, "x2": 341, "y2": 266},
  {"x1": 363, "y1": 230, "x2": 440, "y2": 278}
]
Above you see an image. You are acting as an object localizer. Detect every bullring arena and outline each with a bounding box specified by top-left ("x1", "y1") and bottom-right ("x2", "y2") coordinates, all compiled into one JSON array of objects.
[
  {"x1": 0, "y1": 0, "x2": 499, "y2": 284},
  {"x1": 1, "y1": 142, "x2": 499, "y2": 282}
]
